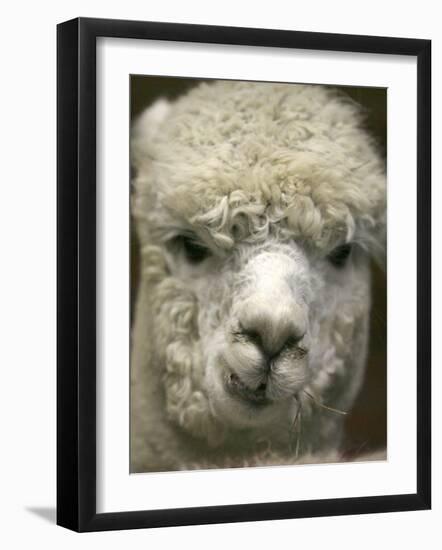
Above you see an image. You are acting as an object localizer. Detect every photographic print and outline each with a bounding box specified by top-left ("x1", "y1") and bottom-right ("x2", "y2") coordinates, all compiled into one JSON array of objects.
[
  {"x1": 129, "y1": 77, "x2": 387, "y2": 474},
  {"x1": 57, "y1": 18, "x2": 430, "y2": 531}
]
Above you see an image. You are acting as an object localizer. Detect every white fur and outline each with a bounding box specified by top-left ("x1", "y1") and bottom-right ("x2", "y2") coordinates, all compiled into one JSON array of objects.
[{"x1": 130, "y1": 81, "x2": 386, "y2": 472}]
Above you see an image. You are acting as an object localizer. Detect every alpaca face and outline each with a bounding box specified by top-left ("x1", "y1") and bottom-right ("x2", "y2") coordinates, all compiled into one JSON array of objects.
[{"x1": 158, "y1": 228, "x2": 370, "y2": 436}]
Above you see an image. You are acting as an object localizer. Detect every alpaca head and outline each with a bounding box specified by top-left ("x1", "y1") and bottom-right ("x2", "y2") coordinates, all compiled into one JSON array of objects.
[{"x1": 132, "y1": 81, "x2": 386, "y2": 450}]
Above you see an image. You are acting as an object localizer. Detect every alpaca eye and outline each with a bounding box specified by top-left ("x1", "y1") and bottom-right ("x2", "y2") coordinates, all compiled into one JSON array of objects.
[
  {"x1": 175, "y1": 235, "x2": 211, "y2": 264},
  {"x1": 327, "y1": 243, "x2": 353, "y2": 268}
]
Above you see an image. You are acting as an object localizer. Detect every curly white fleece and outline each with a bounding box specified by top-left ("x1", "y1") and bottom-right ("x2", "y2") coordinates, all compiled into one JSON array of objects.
[{"x1": 130, "y1": 81, "x2": 386, "y2": 472}]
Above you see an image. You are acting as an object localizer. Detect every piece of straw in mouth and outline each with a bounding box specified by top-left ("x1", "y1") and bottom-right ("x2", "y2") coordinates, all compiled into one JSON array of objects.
[{"x1": 303, "y1": 390, "x2": 348, "y2": 416}]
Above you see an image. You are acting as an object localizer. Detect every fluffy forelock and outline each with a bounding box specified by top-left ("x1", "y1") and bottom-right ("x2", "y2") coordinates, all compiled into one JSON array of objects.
[{"x1": 133, "y1": 80, "x2": 386, "y2": 262}]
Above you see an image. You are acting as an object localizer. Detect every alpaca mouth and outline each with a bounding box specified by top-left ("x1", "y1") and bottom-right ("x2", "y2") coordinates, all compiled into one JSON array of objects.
[{"x1": 225, "y1": 372, "x2": 270, "y2": 407}]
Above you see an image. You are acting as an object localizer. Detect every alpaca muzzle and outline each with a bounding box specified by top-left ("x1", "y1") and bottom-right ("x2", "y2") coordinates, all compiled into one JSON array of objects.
[{"x1": 222, "y1": 248, "x2": 311, "y2": 406}]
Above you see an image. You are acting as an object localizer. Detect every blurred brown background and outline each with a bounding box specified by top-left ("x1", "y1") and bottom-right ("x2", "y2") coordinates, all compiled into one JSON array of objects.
[{"x1": 130, "y1": 76, "x2": 387, "y2": 456}]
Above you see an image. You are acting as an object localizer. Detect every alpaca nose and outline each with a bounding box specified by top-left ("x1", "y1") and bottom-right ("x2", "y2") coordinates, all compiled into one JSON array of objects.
[{"x1": 237, "y1": 298, "x2": 307, "y2": 360}]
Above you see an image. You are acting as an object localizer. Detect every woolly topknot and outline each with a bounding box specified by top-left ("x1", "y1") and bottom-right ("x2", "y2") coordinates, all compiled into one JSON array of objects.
[{"x1": 132, "y1": 81, "x2": 386, "y2": 261}]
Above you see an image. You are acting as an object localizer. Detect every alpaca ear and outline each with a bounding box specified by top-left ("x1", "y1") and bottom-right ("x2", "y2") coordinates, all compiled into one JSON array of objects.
[{"x1": 131, "y1": 98, "x2": 171, "y2": 170}]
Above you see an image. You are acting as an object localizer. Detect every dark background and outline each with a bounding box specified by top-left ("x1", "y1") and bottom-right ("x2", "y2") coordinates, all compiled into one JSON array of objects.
[{"x1": 130, "y1": 76, "x2": 387, "y2": 456}]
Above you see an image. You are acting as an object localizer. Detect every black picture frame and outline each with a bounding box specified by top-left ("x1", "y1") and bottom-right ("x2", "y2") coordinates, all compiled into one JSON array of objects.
[{"x1": 57, "y1": 17, "x2": 431, "y2": 532}]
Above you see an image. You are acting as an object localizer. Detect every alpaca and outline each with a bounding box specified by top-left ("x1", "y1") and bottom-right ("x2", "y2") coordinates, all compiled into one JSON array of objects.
[{"x1": 130, "y1": 80, "x2": 386, "y2": 473}]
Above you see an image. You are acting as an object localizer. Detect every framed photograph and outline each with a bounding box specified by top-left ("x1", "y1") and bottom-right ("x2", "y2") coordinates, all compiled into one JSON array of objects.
[{"x1": 57, "y1": 17, "x2": 431, "y2": 532}]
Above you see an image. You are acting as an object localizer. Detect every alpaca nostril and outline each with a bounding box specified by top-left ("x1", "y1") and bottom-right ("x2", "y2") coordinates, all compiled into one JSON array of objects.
[
  {"x1": 237, "y1": 301, "x2": 307, "y2": 360},
  {"x1": 237, "y1": 326, "x2": 263, "y2": 348}
]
